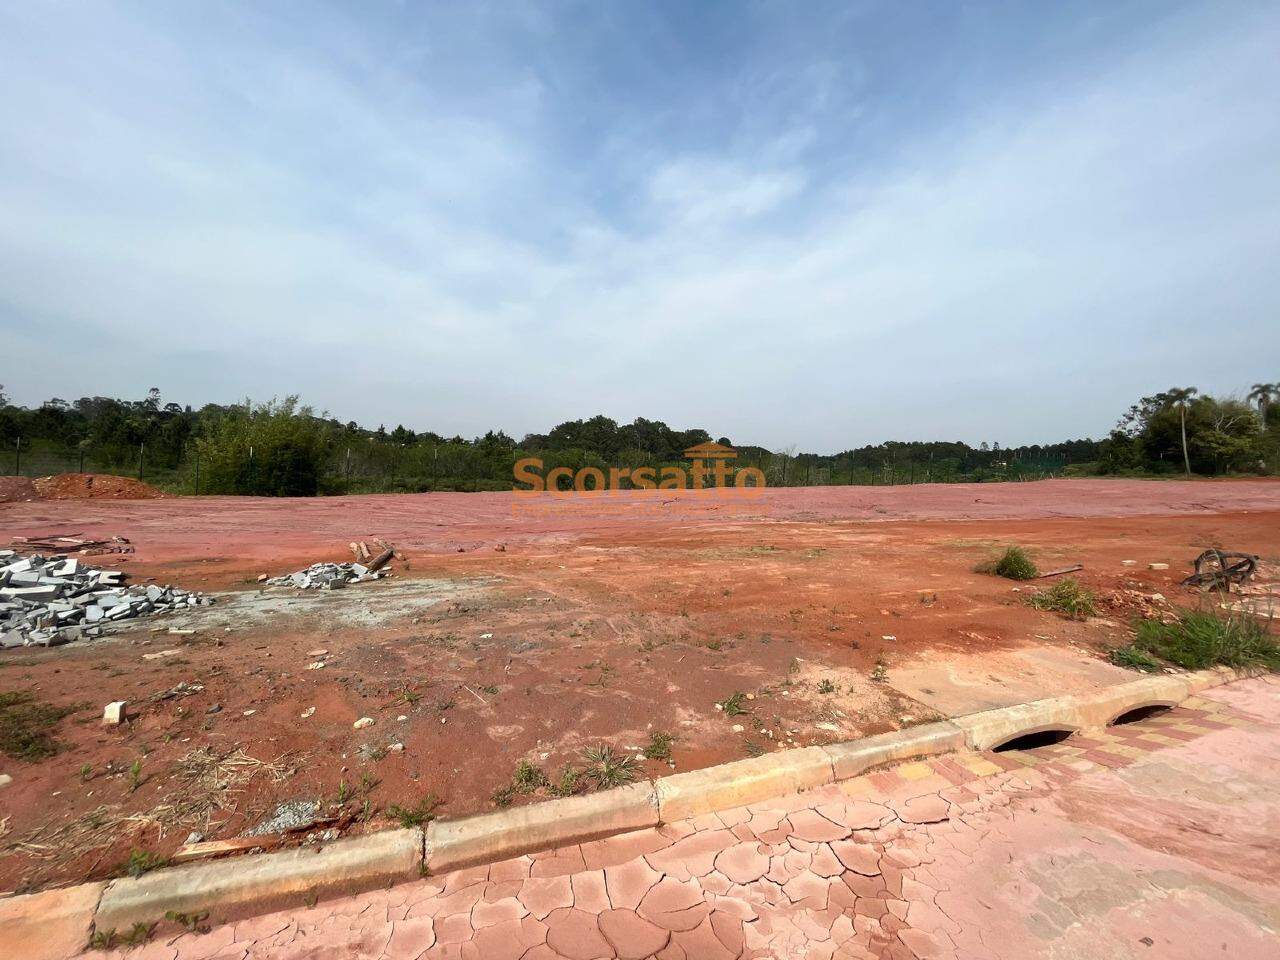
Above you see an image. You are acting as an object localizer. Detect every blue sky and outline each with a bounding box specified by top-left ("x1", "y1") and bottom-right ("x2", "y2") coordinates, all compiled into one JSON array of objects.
[{"x1": 1, "y1": 1, "x2": 1277, "y2": 450}]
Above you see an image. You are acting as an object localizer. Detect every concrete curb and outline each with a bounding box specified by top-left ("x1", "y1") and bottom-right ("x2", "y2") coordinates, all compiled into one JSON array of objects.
[
  {"x1": 0, "y1": 666, "x2": 1241, "y2": 956},
  {"x1": 951, "y1": 674, "x2": 1197, "y2": 751},
  {"x1": 94, "y1": 827, "x2": 422, "y2": 935},
  {"x1": 426, "y1": 781, "x2": 658, "y2": 874}
]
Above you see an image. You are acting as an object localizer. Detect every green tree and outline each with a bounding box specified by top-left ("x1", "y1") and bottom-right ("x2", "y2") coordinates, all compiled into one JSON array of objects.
[
  {"x1": 194, "y1": 397, "x2": 327, "y2": 496},
  {"x1": 1247, "y1": 382, "x2": 1277, "y2": 417}
]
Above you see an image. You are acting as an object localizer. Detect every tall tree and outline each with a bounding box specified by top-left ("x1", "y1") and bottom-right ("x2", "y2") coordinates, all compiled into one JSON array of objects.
[
  {"x1": 1166, "y1": 387, "x2": 1198, "y2": 476},
  {"x1": 1247, "y1": 382, "x2": 1277, "y2": 414}
]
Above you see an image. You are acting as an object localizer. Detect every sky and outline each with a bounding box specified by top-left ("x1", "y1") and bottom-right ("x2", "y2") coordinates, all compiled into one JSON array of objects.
[{"x1": 1, "y1": 1, "x2": 1277, "y2": 452}]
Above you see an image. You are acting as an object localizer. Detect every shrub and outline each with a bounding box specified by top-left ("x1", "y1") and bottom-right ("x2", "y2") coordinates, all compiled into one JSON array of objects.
[
  {"x1": 1028, "y1": 578, "x2": 1096, "y2": 620},
  {"x1": 1132, "y1": 611, "x2": 1280, "y2": 671},
  {"x1": 983, "y1": 546, "x2": 1038, "y2": 580}
]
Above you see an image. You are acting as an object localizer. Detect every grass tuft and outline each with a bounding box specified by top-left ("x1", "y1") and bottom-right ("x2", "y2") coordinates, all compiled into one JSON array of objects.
[
  {"x1": 643, "y1": 731, "x2": 674, "y2": 762},
  {"x1": 1108, "y1": 645, "x2": 1163, "y2": 672},
  {"x1": 580, "y1": 745, "x2": 640, "y2": 788},
  {"x1": 978, "y1": 546, "x2": 1038, "y2": 580},
  {"x1": 1131, "y1": 610, "x2": 1280, "y2": 671},
  {"x1": 387, "y1": 794, "x2": 443, "y2": 828},
  {"x1": 718, "y1": 692, "x2": 749, "y2": 717},
  {"x1": 1028, "y1": 578, "x2": 1096, "y2": 620}
]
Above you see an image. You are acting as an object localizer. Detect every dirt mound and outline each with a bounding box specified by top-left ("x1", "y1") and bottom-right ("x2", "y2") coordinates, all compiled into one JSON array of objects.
[
  {"x1": 0, "y1": 476, "x2": 40, "y2": 503},
  {"x1": 32, "y1": 473, "x2": 167, "y2": 501}
]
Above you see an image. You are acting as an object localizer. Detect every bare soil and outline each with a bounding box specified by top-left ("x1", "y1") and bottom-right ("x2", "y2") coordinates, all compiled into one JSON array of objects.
[
  {"x1": 1, "y1": 478, "x2": 1277, "y2": 893},
  {"x1": 30, "y1": 473, "x2": 167, "y2": 501}
]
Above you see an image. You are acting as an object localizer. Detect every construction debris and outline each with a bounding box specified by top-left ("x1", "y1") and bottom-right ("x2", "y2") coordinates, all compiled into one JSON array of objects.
[
  {"x1": 1035, "y1": 564, "x2": 1084, "y2": 579},
  {"x1": 0, "y1": 550, "x2": 214, "y2": 649},
  {"x1": 263, "y1": 560, "x2": 388, "y2": 590},
  {"x1": 103, "y1": 701, "x2": 127, "y2": 725},
  {"x1": 10, "y1": 534, "x2": 134, "y2": 557}
]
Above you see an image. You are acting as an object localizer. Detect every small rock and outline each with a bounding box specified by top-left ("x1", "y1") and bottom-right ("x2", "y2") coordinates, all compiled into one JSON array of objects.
[
  {"x1": 301, "y1": 706, "x2": 316, "y2": 719},
  {"x1": 185, "y1": 831, "x2": 205, "y2": 845},
  {"x1": 307, "y1": 661, "x2": 326, "y2": 670},
  {"x1": 257, "y1": 574, "x2": 268, "y2": 582},
  {"x1": 731, "y1": 724, "x2": 744, "y2": 733},
  {"x1": 387, "y1": 742, "x2": 404, "y2": 753},
  {"x1": 1149, "y1": 563, "x2": 1169, "y2": 571},
  {"x1": 243, "y1": 709, "x2": 256, "y2": 717},
  {"x1": 396, "y1": 714, "x2": 408, "y2": 721},
  {"x1": 102, "y1": 701, "x2": 127, "y2": 725},
  {"x1": 1150, "y1": 593, "x2": 1166, "y2": 602},
  {"x1": 881, "y1": 635, "x2": 896, "y2": 641},
  {"x1": 353, "y1": 717, "x2": 375, "y2": 729},
  {"x1": 1121, "y1": 560, "x2": 1137, "y2": 566},
  {"x1": 306, "y1": 649, "x2": 328, "y2": 657},
  {"x1": 0, "y1": 773, "x2": 12, "y2": 789},
  {"x1": 206, "y1": 704, "x2": 222, "y2": 714}
]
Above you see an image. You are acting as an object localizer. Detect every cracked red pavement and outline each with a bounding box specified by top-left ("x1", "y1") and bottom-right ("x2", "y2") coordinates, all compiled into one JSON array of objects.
[{"x1": 81, "y1": 678, "x2": 1280, "y2": 959}]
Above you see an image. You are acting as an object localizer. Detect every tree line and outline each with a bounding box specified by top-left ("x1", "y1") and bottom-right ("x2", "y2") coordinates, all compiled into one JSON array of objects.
[{"x1": 0, "y1": 383, "x2": 1275, "y2": 496}]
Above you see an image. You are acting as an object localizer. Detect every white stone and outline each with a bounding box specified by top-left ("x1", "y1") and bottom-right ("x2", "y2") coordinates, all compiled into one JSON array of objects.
[{"x1": 103, "y1": 701, "x2": 127, "y2": 725}]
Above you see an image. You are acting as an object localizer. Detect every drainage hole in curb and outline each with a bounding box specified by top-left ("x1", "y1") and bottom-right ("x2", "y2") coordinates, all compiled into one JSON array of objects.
[
  {"x1": 992, "y1": 728, "x2": 1075, "y2": 752},
  {"x1": 1110, "y1": 704, "x2": 1172, "y2": 726}
]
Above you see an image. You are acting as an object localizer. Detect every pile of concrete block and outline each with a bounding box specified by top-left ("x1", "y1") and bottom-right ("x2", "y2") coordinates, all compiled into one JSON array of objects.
[
  {"x1": 0, "y1": 550, "x2": 214, "y2": 649},
  {"x1": 264, "y1": 561, "x2": 385, "y2": 590}
]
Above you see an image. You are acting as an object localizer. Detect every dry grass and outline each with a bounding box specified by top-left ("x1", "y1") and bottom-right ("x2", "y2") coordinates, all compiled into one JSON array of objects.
[{"x1": 6, "y1": 747, "x2": 301, "y2": 879}]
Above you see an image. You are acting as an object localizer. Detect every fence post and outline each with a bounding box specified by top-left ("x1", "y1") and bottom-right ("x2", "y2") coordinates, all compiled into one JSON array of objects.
[
  {"x1": 15, "y1": 437, "x2": 21, "y2": 476},
  {"x1": 194, "y1": 457, "x2": 200, "y2": 496},
  {"x1": 138, "y1": 442, "x2": 145, "y2": 480}
]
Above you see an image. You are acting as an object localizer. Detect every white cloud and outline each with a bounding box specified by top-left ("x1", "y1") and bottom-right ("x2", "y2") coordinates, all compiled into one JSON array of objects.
[{"x1": 0, "y1": 3, "x2": 1277, "y2": 449}]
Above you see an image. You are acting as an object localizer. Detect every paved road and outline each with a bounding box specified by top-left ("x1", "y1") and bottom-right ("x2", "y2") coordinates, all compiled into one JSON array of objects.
[{"x1": 83, "y1": 677, "x2": 1280, "y2": 960}]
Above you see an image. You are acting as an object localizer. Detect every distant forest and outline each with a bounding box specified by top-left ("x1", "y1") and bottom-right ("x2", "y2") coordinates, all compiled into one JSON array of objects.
[{"x1": 0, "y1": 382, "x2": 1275, "y2": 496}]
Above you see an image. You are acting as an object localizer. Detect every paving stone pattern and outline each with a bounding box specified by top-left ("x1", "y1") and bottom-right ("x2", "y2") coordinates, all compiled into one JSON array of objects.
[{"x1": 81, "y1": 680, "x2": 1280, "y2": 959}]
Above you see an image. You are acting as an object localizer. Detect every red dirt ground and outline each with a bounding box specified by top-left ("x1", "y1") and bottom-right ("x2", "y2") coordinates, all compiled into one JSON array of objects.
[
  {"x1": 30, "y1": 473, "x2": 166, "y2": 501},
  {"x1": 0, "y1": 477, "x2": 39, "y2": 504},
  {"x1": 1, "y1": 478, "x2": 1277, "y2": 893}
]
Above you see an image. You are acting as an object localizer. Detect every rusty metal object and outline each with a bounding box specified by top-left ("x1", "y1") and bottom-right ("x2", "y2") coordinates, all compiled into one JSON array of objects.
[{"x1": 1182, "y1": 549, "x2": 1258, "y2": 590}]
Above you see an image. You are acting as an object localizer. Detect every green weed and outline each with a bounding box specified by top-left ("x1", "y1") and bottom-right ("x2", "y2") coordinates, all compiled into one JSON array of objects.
[
  {"x1": 0, "y1": 690, "x2": 84, "y2": 760},
  {"x1": 1132, "y1": 610, "x2": 1280, "y2": 671},
  {"x1": 1028, "y1": 578, "x2": 1097, "y2": 620},
  {"x1": 387, "y1": 794, "x2": 443, "y2": 828},
  {"x1": 581, "y1": 746, "x2": 639, "y2": 788},
  {"x1": 1108, "y1": 645, "x2": 1163, "y2": 672},
  {"x1": 119, "y1": 848, "x2": 168, "y2": 879},
  {"x1": 643, "y1": 731, "x2": 674, "y2": 762}
]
